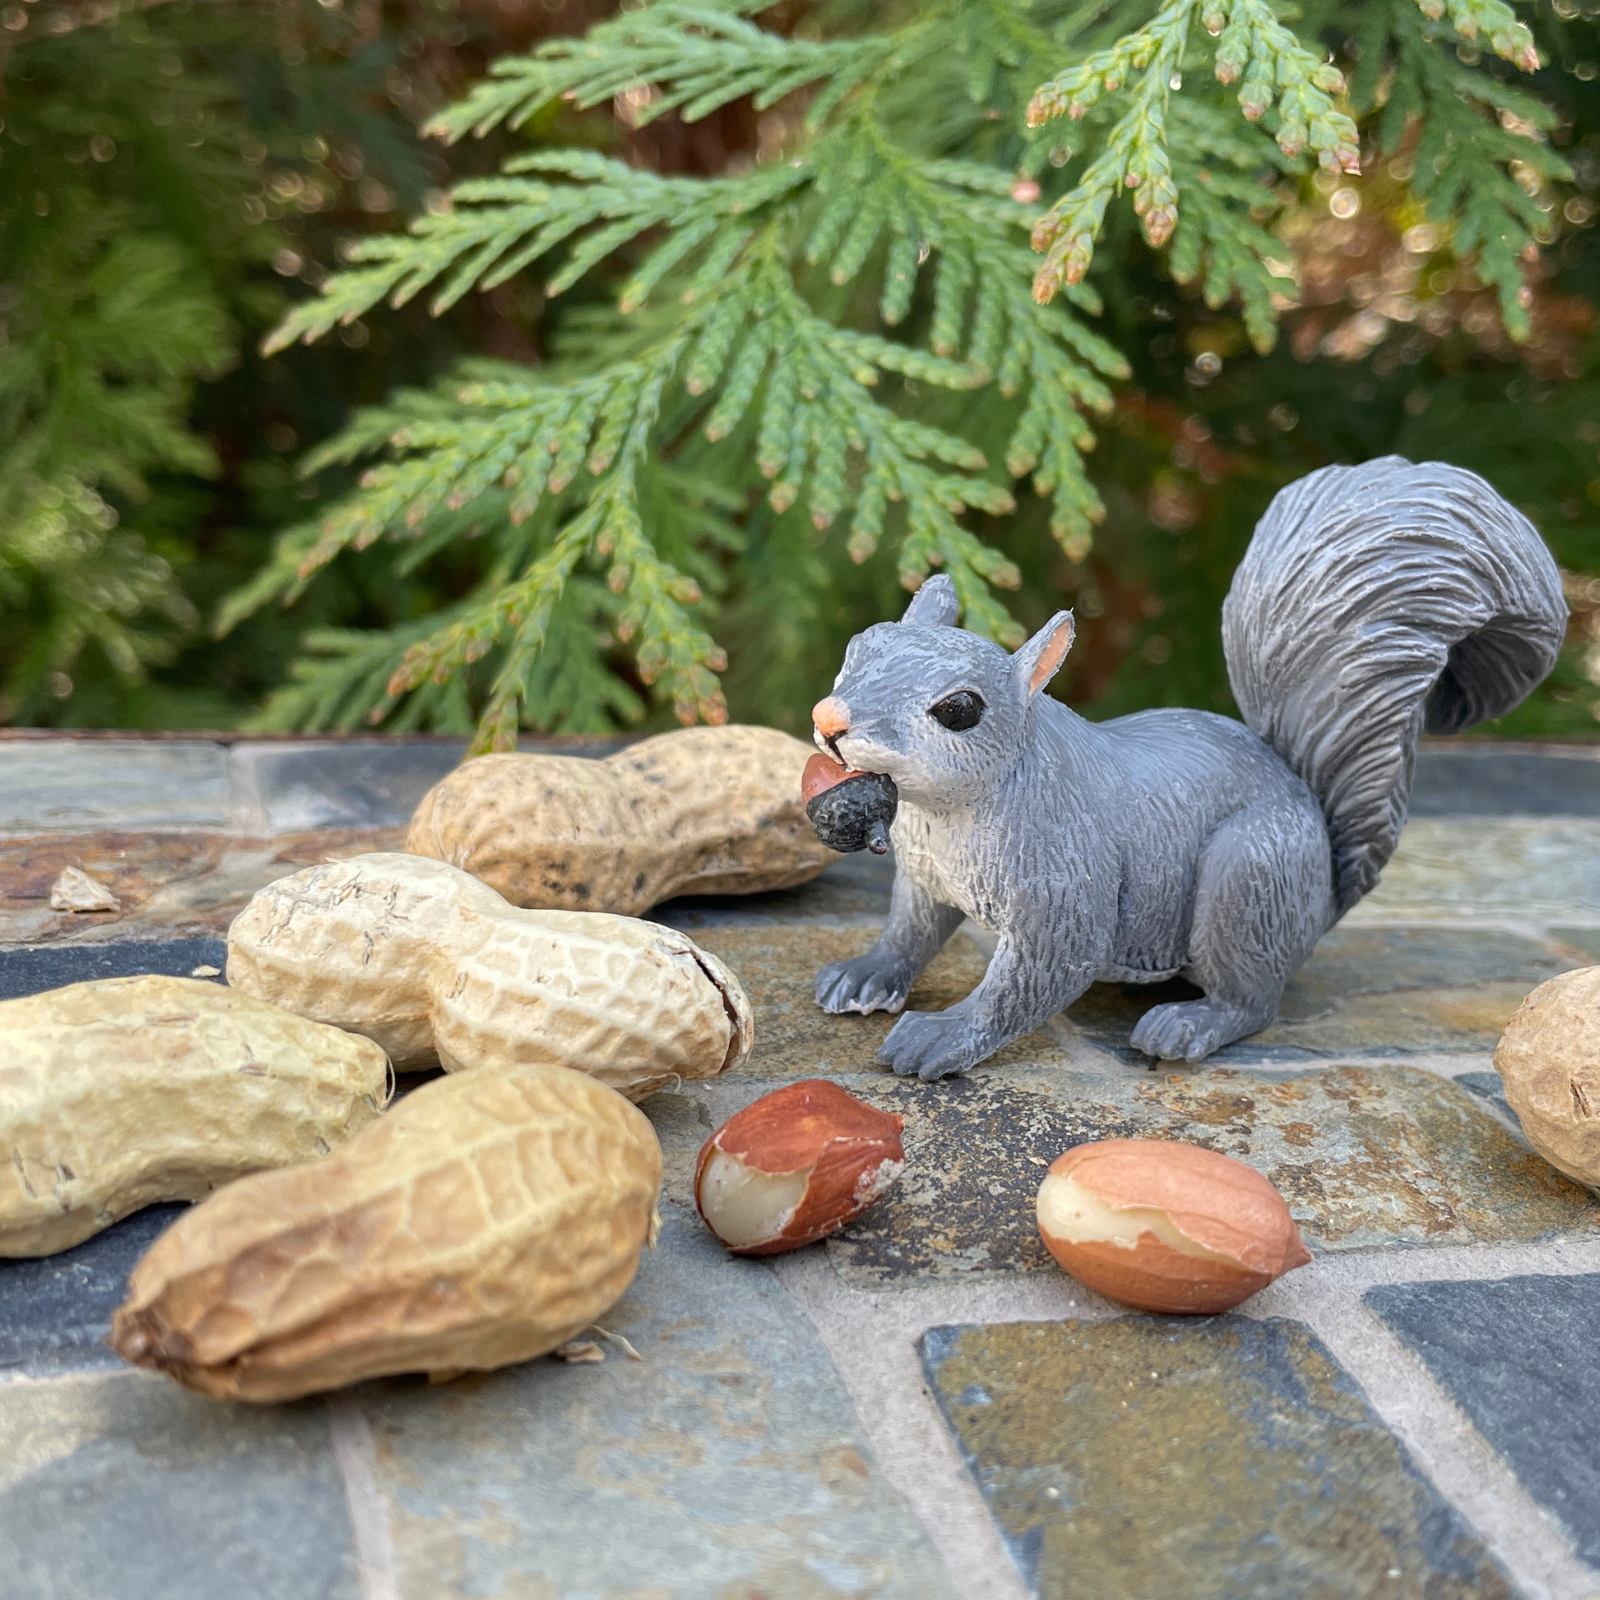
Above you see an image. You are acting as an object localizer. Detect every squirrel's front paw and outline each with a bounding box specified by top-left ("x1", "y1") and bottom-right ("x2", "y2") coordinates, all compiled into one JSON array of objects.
[
  {"x1": 815, "y1": 954, "x2": 914, "y2": 1016},
  {"x1": 877, "y1": 1008, "x2": 982, "y2": 1082}
]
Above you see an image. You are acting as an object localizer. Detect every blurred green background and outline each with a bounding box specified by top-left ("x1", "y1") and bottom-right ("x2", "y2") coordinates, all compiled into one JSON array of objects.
[{"x1": 3, "y1": 0, "x2": 1598, "y2": 739}]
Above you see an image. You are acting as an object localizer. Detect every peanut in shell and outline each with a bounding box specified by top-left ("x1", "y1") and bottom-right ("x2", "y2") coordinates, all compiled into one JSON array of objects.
[
  {"x1": 405, "y1": 724, "x2": 833, "y2": 914},
  {"x1": 0, "y1": 975, "x2": 390, "y2": 1258},
  {"x1": 226, "y1": 853, "x2": 752, "y2": 1100},
  {"x1": 110, "y1": 1063, "x2": 663, "y2": 1402},
  {"x1": 1494, "y1": 965, "x2": 1600, "y2": 1186}
]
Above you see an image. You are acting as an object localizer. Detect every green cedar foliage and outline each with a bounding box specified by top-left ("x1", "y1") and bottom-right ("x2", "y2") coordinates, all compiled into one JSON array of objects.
[
  {"x1": 0, "y1": 13, "x2": 239, "y2": 719},
  {"x1": 0, "y1": 0, "x2": 512, "y2": 728},
  {"x1": 240, "y1": 0, "x2": 1586, "y2": 751}
]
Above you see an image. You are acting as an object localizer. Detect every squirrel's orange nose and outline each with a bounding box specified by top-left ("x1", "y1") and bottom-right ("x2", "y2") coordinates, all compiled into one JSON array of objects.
[{"x1": 813, "y1": 696, "x2": 851, "y2": 739}]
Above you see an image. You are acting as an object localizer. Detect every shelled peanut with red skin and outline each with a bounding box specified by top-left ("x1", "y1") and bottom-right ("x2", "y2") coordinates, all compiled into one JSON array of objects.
[
  {"x1": 695, "y1": 1080, "x2": 905, "y2": 1255},
  {"x1": 1036, "y1": 1140, "x2": 1311, "y2": 1313}
]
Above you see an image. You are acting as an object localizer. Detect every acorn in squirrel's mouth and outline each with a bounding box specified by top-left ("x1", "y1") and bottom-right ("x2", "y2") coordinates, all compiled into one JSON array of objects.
[{"x1": 802, "y1": 752, "x2": 898, "y2": 855}]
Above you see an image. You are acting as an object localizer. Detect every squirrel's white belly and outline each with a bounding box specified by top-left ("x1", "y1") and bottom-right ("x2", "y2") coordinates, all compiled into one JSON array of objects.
[{"x1": 891, "y1": 804, "x2": 1002, "y2": 930}]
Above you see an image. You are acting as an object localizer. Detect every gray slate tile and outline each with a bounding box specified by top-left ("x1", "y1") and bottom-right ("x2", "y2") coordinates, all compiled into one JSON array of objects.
[
  {"x1": 0, "y1": 936, "x2": 227, "y2": 1000},
  {"x1": 1367, "y1": 1273, "x2": 1600, "y2": 1569},
  {"x1": 0, "y1": 1205, "x2": 183, "y2": 1378},
  {"x1": 1454, "y1": 1070, "x2": 1519, "y2": 1126},
  {"x1": 359, "y1": 1205, "x2": 953, "y2": 1600},
  {"x1": 1410, "y1": 748, "x2": 1600, "y2": 817},
  {"x1": 920, "y1": 1315, "x2": 1518, "y2": 1600},
  {"x1": 0, "y1": 1371, "x2": 359, "y2": 1600},
  {"x1": 0, "y1": 742, "x2": 231, "y2": 835},
  {"x1": 227, "y1": 740, "x2": 470, "y2": 832},
  {"x1": 654, "y1": 847, "x2": 895, "y2": 928}
]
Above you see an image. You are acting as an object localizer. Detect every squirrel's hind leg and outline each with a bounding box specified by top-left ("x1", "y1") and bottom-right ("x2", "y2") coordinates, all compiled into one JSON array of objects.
[{"x1": 1130, "y1": 796, "x2": 1332, "y2": 1064}]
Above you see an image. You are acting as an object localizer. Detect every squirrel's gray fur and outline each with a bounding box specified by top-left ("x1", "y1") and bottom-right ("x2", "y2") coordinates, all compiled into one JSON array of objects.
[{"x1": 813, "y1": 456, "x2": 1566, "y2": 1078}]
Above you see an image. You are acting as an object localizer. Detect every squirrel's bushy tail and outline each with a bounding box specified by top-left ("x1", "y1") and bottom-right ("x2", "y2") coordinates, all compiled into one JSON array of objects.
[{"x1": 1222, "y1": 456, "x2": 1566, "y2": 914}]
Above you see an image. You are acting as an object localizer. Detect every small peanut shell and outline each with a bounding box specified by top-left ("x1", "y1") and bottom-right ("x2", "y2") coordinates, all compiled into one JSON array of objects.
[
  {"x1": 111, "y1": 1063, "x2": 662, "y2": 1402},
  {"x1": 406, "y1": 725, "x2": 834, "y2": 914},
  {"x1": 695, "y1": 1080, "x2": 905, "y2": 1255},
  {"x1": 1494, "y1": 966, "x2": 1600, "y2": 1186},
  {"x1": 226, "y1": 854, "x2": 752, "y2": 1100},
  {"x1": 0, "y1": 975, "x2": 390, "y2": 1258},
  {"x1": 1036, "y1": 1140, "x2": 1311, "y2": 1313}
]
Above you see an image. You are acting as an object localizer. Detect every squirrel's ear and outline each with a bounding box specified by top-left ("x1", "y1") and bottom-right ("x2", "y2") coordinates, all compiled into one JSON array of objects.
[
  {"x1": 1013, "y1": 611, "x2": 1075, "y2": 698},
  {"x1": 901, "y1": 574, "x2": 959, "y2": 628}
]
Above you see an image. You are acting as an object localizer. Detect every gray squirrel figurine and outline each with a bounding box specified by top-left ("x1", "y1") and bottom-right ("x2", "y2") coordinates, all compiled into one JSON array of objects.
[{"x1": 806, "y1": 456, "x2": 1566, "y2": 1079}]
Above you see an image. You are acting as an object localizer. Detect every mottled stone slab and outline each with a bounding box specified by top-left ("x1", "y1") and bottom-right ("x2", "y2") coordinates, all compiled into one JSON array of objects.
[
  {"x1": 0, "y1": 1206, "x2": 184, "y2": 1378},
  {"x1": 823, "y1": 1076, "x2": 1134, "y2": 1284},
  {"x1": 822, "y1": 1065, "x2": 1599, "y2": 1288},
  {"x1": 0, "y1": 828, "x2": 407, "y2": 947},
  {"x1": 1068, "y1": 927, "x2": 1574, "y2": 1063},
  {"x1": 1367, "y1": 1273, "x2": 1600, "y2": 1569},
  {"x1": 690, "y1": 923, "x2": 1072, "y2": 1076},
  {"x1": 227, "y1": 740, "x2": 469, "y2": 833},
  {"x1": 359, "y1": 1207, "x2": 953, "y2": 1600},
  {"x1": 920, "y1": 1316, "x2": 1517, "y2": 1600},
  {"x1": 1347, "y1": 817, "x2": 1600, "y2": 924},
  {"x1": 656, "y1": 848, "x2": 895, "y2": 929},
  {"x1": 0, "y1": 742, "x2": 232, "y2": 836},
  {"x1": 0, "y1": 1370, "x2": 359, "y2": 1600},
  {"x1": 1454, "y1": 1070, "x2": 1518, "y2": 1126},
  {"x1": 1551, "y1": 925, "x2": 1600, "y2": 961},
  {"x1": 1410, "y1": 746, "x2": 1600, "y2": 817}
]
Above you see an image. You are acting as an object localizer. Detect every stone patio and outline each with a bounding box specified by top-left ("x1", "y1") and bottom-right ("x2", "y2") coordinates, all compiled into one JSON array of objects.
[{"x1": 1, "y1": 734, "x2": 1598, "y2": 1600}]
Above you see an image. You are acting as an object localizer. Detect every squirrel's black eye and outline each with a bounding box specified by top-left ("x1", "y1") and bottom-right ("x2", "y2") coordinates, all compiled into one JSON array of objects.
[{"x1": 929, "y1": 690, "x2": 985, "y2": 731}]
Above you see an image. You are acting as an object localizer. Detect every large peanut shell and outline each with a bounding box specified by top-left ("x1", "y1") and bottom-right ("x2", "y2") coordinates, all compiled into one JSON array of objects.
[
  {"x1": 226, "y1": 853, "x2": 752, "y2": 1098},
  {"x1": 110, "y1": 1063, "x2": 662, "y2": 1402},
  {"x1": 406, "y1": 724, "x2": 833, "y2": 914},
  {"x1": 0, "y1": 975, "x2": 390, "y2": 1258},
  {"x1": 1494, "y1": 966, "x2": 1600, "y2": 1186}
]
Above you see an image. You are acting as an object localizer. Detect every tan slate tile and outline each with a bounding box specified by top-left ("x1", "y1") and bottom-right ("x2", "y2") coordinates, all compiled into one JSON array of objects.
[
  {"x1": 1346, "y1": 816, "x2": 1600, "y2": 924},
  {"x1": 817, "y1": 1065, "x2": 1600, "y2": 1289},
  {"x1": 688, "y1": 924, "x2": 1073, "y2": 1079},
  {"x1": 920, "y1": 1316, "x2": 1518, "y2": 1600},
  {"x1": 1068, "y1": 926, "x2": 1579, "y2": 1061}
]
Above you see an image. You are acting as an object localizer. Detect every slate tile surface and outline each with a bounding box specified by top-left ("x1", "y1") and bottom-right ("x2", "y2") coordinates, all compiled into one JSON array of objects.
[
  {"x1": 823, "y1": 1065, "x2": 1599, "y2": 1288},
  {"x1": 0, "y1": 1205, "x2": 184, "y2": 1377},
  {"x1": 0, "y1": 828, "x2": 407, "y2": 946},
  {"x1": 690, "y1": 923, "x2": 1074, "y2": 1077},
  {"x1": 0, "y1": 936, "x2": 227, "y2": 1000},
  {"x1": 228, "y1": 740, "x2": 469, "y2": 833},
  {"x1": 1454, "y1": 1070, "x2": 1519, "y2": 1126},
  {"x1": 358, "y1": 1207, "x2": 954, "y2": 1600},
  {"x1": 1067, "y1": 927, "x2": 1576, "y2": 1062},
  {"x1": 1367, "y1": 1273, "x2": 1600, "y2": 1569},
  {"x1": 0, "y1": 741, "x2": 232, "y2": 835},
  {"x1": 1347, "y1": 816, "x2": 1600, "y2": 924},
  {"x1": 1408, "y1": 748, "x2": 1600, "y2": 817},
  {"x1": 655, "y1": 848, "x2": 895, "y2": 929},
  {"x1": 920, "y1": 1316, "x2": 1519, "y2": 1600},
  {"x1": 0, "y1": 1371, "x2": 360, "y2": 1600},
  {"x1": 1551, "y1": 925, "x2": 1600, "y2": 961}
]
